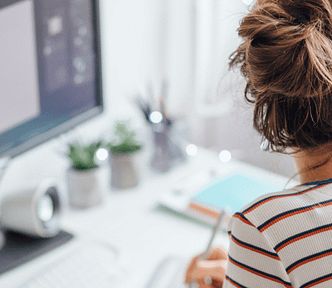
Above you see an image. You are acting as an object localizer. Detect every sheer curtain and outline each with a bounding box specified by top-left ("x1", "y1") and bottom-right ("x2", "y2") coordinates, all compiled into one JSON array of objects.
[
  {"x1": 145, "y1": 0, "x2": 296, "y2": 176},
  {"x1": 153, "y1": 0, "x2": 248, "y2": 147}
]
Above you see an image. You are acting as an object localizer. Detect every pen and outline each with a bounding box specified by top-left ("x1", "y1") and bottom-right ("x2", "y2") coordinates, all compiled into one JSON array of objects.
[
  {"x1": 159, "y1": 79, "x2": 168, "y2": 115},
  {"x1": 147, "y1": 83, "x2": 154, "y2": 112},
  {"x1": 201, "y1": 208, "x2": 226, "y2": 260},
  {"x1": 133, "y1": 95, "x2": 151, "y2": 123},
  {"x1": 189, "y1": 208, "x2": 226, "y2": 288}
]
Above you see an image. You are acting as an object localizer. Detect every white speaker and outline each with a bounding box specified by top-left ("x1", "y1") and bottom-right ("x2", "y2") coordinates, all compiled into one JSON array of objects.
[{"x1": 0, "y1": 178, "x2": 63, "y2": 238}]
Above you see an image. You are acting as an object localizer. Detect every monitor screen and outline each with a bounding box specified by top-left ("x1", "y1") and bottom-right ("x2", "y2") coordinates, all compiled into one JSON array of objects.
[{"x1": 0, "y1": 0, "x2": 103, "y2": 158}]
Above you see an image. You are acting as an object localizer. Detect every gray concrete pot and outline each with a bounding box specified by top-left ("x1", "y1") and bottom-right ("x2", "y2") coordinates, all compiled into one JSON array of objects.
[
  {"x1": 67, "y1": 166, "x2": 108, "y2": 208},
  {"x1": 110, "y1": 154, "x2": 139, "y2": 189}
]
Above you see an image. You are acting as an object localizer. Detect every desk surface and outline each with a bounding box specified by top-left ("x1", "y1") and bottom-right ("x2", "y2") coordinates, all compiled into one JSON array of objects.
[{"x1": 0, "y1": 148, "x2": 290, "y2": 288}]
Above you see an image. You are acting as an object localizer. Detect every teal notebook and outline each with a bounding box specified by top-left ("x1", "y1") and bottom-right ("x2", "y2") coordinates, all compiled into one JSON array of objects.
[{"x1": 191, "y1": 173, "x2": 285, "y2": 213}]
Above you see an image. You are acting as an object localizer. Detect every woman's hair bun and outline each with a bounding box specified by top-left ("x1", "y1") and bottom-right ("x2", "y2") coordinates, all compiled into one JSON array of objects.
[{"x1": 230, "y1": 0, "x2": 332, "y2": 152}]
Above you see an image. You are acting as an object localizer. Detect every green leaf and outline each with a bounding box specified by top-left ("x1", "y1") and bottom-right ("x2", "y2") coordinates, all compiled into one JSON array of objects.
[
  {"x1": 67, "y1": 140, "x2": 102, "y2": 170},
  {"x1": 107, "y1": 121, "x2": 142, "y2": 155}
]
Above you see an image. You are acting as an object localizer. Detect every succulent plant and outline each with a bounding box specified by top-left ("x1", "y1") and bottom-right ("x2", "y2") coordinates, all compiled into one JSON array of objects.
[
  {"x1": 67, "y1": 140, "x2": 103, "y2": 170},
  {"x1": 107, "y1": 121, "x2": 142, "y2": 155}
]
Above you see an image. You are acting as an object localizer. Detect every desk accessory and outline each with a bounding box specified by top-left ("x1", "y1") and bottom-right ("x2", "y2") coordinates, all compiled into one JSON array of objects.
[
  {"x1": 107, "y1": 121, "x2": 142, "y2": 189},
  {"x1": 200, "y1": 209, "x2": 226, "y2": 260},
  {"x1": 66, "y1": 140, "x2": 108, "y2": 208},
  {"x1": 0, "y1": 178, "x2": 63, "y2": 238},
  {"x1": 150, "y1": 122, "x2": 186, "y2": 172},
  {"x1": 189, "y1": 209, "x2": 226, "y2": 288},
  {"x1": 156, "y1": 171, "x2": 284, "y2": 228},
  {"x1": 133, "y1": 80, "x2": 185, "y2": 172},
  {"x1": 133, "y1": 81, "x2": 172, "y2": 127}
]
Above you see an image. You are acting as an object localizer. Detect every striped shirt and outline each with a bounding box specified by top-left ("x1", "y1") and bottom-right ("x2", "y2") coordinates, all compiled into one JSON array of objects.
[{"x1": 223, "y1": 178, "x2": 332, "y2": 288}]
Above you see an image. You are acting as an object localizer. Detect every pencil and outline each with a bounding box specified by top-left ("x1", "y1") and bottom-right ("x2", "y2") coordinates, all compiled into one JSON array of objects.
[
  {"x1": 189, "y1": 209, "x2": 226, "y2": 287},
  {"x1": 201, "y1": 209, "x2": 226, "y2": 260}
]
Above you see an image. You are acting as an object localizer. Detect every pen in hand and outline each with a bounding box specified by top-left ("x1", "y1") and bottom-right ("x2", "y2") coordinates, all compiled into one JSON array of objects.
[{"x1": 188, "y1": 208, "x2": 227, "y2": 287}]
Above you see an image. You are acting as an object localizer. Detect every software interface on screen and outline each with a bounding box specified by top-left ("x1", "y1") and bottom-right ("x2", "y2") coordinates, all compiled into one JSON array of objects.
[
  {"x1": 0, "y1": 0, "x2": 40, "y2": 135},
  {"x1": 0, "y1": 0, "x2": 101, "y2": 157}
]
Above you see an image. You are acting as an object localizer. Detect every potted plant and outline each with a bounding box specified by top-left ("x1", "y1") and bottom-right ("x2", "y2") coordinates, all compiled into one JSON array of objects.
[
  {"x1": 107, "y1": 121, "x2": 142, "y2": 189},
  {"x1": 66, "y1": 140, "x2": 108, "y2": 208}
]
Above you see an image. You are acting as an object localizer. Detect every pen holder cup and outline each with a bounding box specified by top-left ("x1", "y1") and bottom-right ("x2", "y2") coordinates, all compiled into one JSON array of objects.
[{"x1": 150, "y1": 123, "x2": 185, "y2": 173}]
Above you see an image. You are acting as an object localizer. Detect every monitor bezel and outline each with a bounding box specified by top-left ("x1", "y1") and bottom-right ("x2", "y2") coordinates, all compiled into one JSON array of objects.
[{"x1": 1, "y1": 0, "x2": 104, "y2": 159}]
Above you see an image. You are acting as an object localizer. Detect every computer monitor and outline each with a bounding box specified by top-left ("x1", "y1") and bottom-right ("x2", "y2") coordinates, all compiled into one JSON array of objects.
[{"x1": 0, "y1": 0, "x2": 103, "y2": 159}]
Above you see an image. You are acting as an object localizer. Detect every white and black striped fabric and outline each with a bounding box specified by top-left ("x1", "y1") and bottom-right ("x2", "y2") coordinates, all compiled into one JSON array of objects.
[{"x1": 223, "y1": 178, "x2": 332, "y2": 288}]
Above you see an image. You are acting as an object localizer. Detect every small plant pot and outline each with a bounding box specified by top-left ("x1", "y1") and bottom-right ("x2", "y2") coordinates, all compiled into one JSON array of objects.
[
  {"x1": 67, "y1": 166, "x2": 108, "y2": 208},
  {"x1": 110, "y1": 154, "x2": 139, "y2": 189}
]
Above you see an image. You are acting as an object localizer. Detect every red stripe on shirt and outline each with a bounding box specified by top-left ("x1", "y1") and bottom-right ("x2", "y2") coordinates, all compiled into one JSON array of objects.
[
  {"x1": 288, "y1": 250, "x2": 332, "y2": 274},
  {"x1": 275, "y1": 225, "x2": 332, "y2": 253},
  {"x1": 233, "y1": 213, "x2": 255, "y2": 227},
  {"x1": 260, "y1": 200, "x2": 332, "y2": 232},
  {"x1": 224, "y1": 276, "x2": 245, "y2": 288},
  {"x1": 229, "y1": 257, "x2": 292, "y2": 287},
  {"x1": 304, "y1": 274, "x2": 332, "y2": 288},
  {"x1": 231, "y1": 235, "x2": 280, "y2": 260},
  {"x1": 243, "y1": 183, "x2": 330, "y2": 215}
]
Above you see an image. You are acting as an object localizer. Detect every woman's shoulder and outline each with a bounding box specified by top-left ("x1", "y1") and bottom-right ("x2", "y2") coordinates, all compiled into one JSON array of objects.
[{"x1": 230, "y1": 180, "x2": 332, "y2": 230}]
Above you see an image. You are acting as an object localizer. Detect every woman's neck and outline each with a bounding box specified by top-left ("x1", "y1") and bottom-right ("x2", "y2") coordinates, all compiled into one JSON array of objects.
[{"x1": 292, "y1": 148, "x2": 332, "y2": 184}]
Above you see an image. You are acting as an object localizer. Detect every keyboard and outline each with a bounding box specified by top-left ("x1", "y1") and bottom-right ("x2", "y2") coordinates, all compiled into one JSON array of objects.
[{"x1": 19, "y1": 240, "x2": 122, "y2": 288}]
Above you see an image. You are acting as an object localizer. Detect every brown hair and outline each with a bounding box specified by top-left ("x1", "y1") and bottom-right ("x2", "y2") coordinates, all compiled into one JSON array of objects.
[{"x1": 230, "y1": 0, "x2": 332, "y2": 153}]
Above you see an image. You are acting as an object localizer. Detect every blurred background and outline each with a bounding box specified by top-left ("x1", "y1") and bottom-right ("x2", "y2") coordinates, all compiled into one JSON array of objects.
[{"x1": 100, "y1": 0, "x2": 296, "y2": 177}]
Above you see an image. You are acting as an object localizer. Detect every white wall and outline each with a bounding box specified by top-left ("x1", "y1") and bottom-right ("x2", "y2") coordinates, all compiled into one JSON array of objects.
[
  {"x1": 98, "y1": 0, "x2": 297, "y2": 178},
  {"x1": 99, "y1": 0, "x2": 196, "y2": 119}
]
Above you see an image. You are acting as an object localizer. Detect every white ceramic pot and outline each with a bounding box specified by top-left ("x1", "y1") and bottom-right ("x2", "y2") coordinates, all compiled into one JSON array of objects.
[
  {"x1": 67, "y1": 166, "x2": 109, "y2": 208},
  {"x1": 110, "y1": 154, "x2": 139, "y2": 189}
]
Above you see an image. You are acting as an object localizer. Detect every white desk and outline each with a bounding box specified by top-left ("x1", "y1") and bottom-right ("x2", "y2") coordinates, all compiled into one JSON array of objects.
[{"x1": 0, "y1": 148, "x2": 290, "y2": 288}]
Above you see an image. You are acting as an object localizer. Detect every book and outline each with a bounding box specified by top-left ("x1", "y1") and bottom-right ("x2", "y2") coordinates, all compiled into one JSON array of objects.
[{"x1": 156, "y1": 171, "x2": 285, "y2": 229}]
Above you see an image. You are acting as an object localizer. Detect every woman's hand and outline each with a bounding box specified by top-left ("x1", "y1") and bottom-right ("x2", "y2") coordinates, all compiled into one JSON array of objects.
[{"x1": 184, "y1": 246, "x2": 228, "y2": 288}]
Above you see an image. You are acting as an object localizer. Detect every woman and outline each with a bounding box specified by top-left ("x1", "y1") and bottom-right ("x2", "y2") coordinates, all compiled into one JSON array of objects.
[{"x1": 185, "y1": 0, "x2": 332, "y2": 287}]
